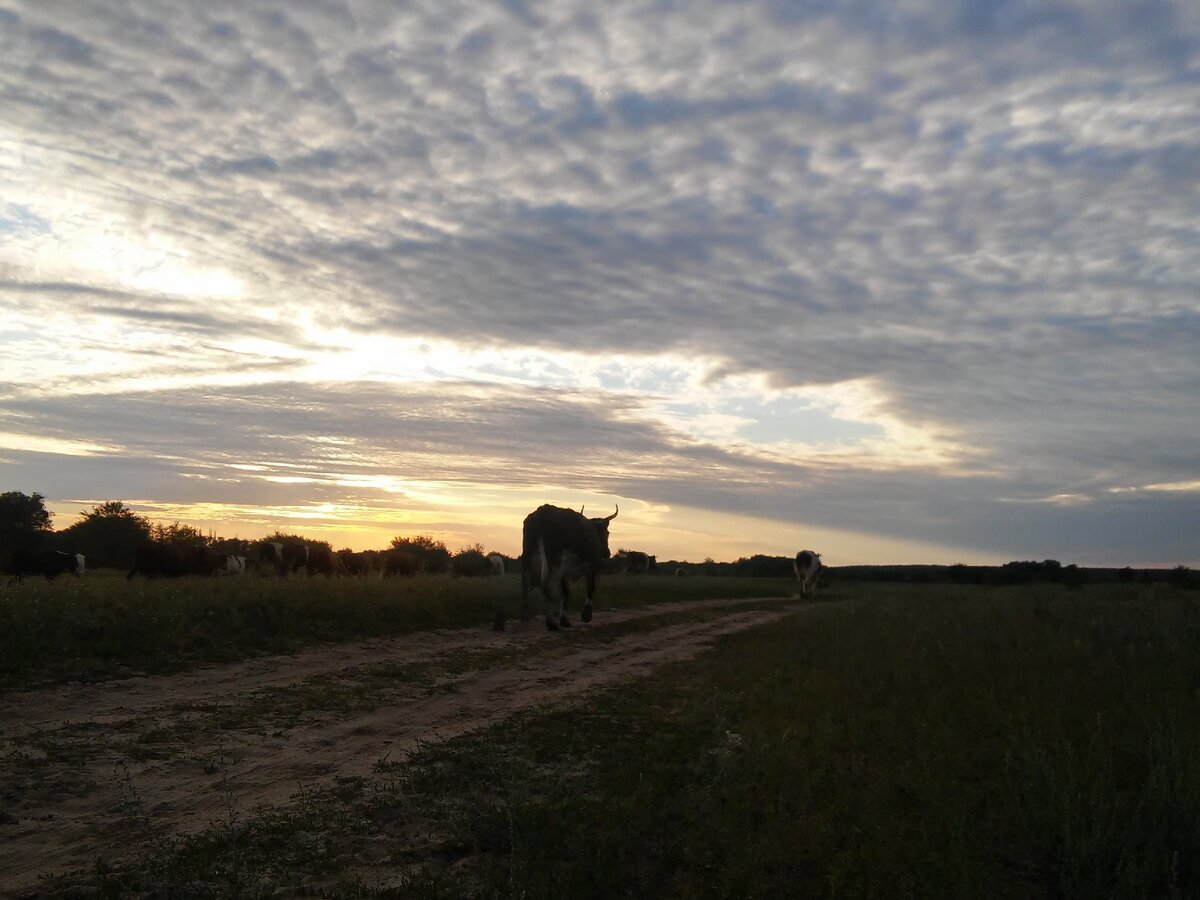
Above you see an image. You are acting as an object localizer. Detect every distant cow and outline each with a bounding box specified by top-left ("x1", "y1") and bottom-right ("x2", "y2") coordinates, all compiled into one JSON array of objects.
[
  {"x1": 336, "y1": 549, "x2": 372, "y2": 577},
  {"x1": 512, "y1": 504, "x2": 618, "y2": 631},
  {"x1": 128, "y1": 542, "x2": 223, "y2": 579},
  {"x1": 221, "y1": 555, "x2": 246, "y2": 575},
  {"x1": 2, "y1": 549, "x2": 85, "y2": 582},
  {"x1": 794, "y1": 550, "x2": 824, "y2": 598},
  {"x1": 488, "y1": 554, "x2": 505, "y2": 575},
  {"x1": 306, "y1": 546, "x2": 336, "y2": 577},
  {"x1": 256, "y1": 541, "x2": 285, "y2": 575},
  {"x1": 256, "y1": 540, "x2": 307, "y2": 576},
  {"x1": 615, "y1": 550, "x2": 656, "y2": 574}
]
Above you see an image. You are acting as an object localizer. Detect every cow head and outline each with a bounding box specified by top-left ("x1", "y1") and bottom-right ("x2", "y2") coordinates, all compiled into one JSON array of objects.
[{"x1": 586, "y1": 505, "x2": 618, "y2": 558}]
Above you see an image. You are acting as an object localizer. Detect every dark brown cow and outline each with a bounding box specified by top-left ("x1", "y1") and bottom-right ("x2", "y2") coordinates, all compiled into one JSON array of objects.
[
  {"x1": 256, "y1": 540, "x2": 286, "y2": 575},
  {"x1": 614, "y1": 550, "x2": 656, "y2": 574},
  {"x1": 2, "y1": 549, "x2": 85, "y2": 582},
  {"x1": 256, "y1": 540, "x2": 308, "y2": 576},
  {"x1": 306, "y1": 546, "x2": 336, "y2": 577},
  {"x1": 128, "y1": 542, "x2": 223, "y2": 579},
  {"x1": 511, "y1": 504, "x2": 617, "y2": 631},
  {"x1": 336, "y1": 549, "x2": 372, "y2": 576}
]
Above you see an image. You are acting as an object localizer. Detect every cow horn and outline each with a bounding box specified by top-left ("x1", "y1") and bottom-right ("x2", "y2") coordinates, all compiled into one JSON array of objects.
[
  {"x1": 605, "y1": 504, "x2": 619, "y2": 521},
  {"x1": 579, "y1": 505, "x2": 585, "y2": 515}
]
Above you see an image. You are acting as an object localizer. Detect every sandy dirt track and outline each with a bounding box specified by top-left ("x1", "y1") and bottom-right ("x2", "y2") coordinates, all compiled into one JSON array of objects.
[{"x1": 0, "y1": 597, "x2": 799, "y2": 894}]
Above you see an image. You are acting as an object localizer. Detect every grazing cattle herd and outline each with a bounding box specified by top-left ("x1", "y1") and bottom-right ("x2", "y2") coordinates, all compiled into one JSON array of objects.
[{"x1": 3, "y1": 503, "x2": 827, "y2": 630}]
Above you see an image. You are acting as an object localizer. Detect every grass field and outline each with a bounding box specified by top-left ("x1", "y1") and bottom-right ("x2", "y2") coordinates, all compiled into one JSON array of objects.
[
  {"x1": 15, "y1": 580, "x2": 1200, "y2": 898},
  {"x1": 0, "y1": 570, "x2": 794, "y2": 690}
]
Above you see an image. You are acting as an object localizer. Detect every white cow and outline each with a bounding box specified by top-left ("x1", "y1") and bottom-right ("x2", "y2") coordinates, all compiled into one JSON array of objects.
[
  {"x1": 794, "y1": 550, "x2": 823, "y2": 598},
  {"x1": 222, "y1": 555, "x2": 247, "y2": 575},
  {"x1": 487, "y1": 554, "x2": 505, "y2": 575}
]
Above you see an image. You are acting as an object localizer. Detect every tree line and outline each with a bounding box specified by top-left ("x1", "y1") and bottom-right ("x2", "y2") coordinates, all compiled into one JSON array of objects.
[
  {"x1": 4, "y1": 490, "x2": 1194, "y2": 585},
  {"x1": 0, "y1": 491, "x2": 512, "y2": 576}
]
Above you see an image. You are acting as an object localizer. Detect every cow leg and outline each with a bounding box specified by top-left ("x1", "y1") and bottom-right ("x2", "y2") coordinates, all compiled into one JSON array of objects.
[
  {"x1": 557, "y1": 576, "x2": 572, "y2": 628},
  {"x1": 542, "y1": 574, "x2": 559, "y2": 630},
  {"x1": 544, "y1": 567, "x2": 567, "y2": 630},
  {"x1": 581, "y1": 571, "x2": 595, "y2": 623},
  {"x1": 520, "y1": 565, "x2": 533, "y2": 621}
]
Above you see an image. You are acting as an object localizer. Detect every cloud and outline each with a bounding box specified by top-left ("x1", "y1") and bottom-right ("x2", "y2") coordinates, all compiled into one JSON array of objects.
[
  {"x1": 1, "y1": 0, "x2": 1198, "y2": 564},
  {"x1": 2, "y1": 378, "x2": 1196, "y2": 564}
]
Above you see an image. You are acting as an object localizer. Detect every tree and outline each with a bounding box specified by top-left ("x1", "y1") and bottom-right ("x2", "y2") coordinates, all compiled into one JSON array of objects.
[
  {"x1": 1169, "y1": 565, "x2": 1197, "y2": 591},
  {"x1": 451, "y1": 544, "x2": 491, "y2": 577},
  {"x1": 59, "y1": 501, "x2": 152, "y2": 570},
  {"x1": 0, "y1": 490, "x2": 53, "y2": 553},
  {"x1": 152, "y1": 521, "x2": 209, "y2": 546},
  {"x1": 390, "y1": 534, "x2": 451, "y2": 574}
]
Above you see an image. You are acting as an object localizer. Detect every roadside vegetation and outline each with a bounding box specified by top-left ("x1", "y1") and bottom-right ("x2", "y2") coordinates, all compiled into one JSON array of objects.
[{"x1": 35, "y1": 582, "x2": 1200, "y2": 899}]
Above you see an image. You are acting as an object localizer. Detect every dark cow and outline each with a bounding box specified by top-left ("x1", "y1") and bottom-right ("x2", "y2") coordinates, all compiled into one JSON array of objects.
[
  {"x1": 306, "y1": 546, "x2": 336, "y2": 577},
  {"x1": 2, "y1": 549, "x2": 85, "y2": 582},
  {"x1": 794, "y1": 549, "x2": 824, "y2": 598},
  {"x1": 510, "y1": 504, "x2": 618, "y2": 632},
  {"x1": 336, "y1": 549, "x2": 372, "y2": 577},
  {"x1": 128, "y1": 542, "x2": 224, "y2": 579},
  {"x1": 615, "y1": 550, "x2": 656, "y2": 574},
  {"x1": 129, "y1": 542, "x2": 186, "y2": 578},
  {"x1": 256, "y1": 540, "x2": 308, "y2": 576}
]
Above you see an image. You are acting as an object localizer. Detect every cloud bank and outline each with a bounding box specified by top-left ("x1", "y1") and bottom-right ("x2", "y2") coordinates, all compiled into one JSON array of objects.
[{"x1": 1, "y1": 0, "x2": 1197, "y2": 564}]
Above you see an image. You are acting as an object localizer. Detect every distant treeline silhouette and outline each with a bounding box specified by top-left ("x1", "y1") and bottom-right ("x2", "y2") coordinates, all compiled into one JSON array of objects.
[
  {"x1": 2, "y1": 490, "x2": 1195, "y2": 586},
  {"x1": 0, "y1": 492, "x2": 515, "y2": 575}
]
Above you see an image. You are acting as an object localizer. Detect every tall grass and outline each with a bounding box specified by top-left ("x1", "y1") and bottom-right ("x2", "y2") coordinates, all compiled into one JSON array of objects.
[{"x1": 0, "y1": 570, "x2": 794, "y2": 690}]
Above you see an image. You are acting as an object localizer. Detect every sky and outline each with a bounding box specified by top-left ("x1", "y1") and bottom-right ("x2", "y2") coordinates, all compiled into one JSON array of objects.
[{"x1": 1, "y1": 0, "x2": 1198, "y2": 567}]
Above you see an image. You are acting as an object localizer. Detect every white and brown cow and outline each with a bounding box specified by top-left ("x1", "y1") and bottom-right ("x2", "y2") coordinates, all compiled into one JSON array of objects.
[{"x1": 794, "y1": 549, "x2": 823, "y2": 598}]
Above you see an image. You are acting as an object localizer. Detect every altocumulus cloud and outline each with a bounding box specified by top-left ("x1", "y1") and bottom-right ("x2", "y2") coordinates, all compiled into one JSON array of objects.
[{"x1": 0, "y1": 0, "x2": 1198, "y2": 564}]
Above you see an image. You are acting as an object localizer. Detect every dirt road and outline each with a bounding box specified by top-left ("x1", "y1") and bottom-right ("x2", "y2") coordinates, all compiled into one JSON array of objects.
[{"x1": 0, "y1": 596, "x2": 798, "y2": 893}]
